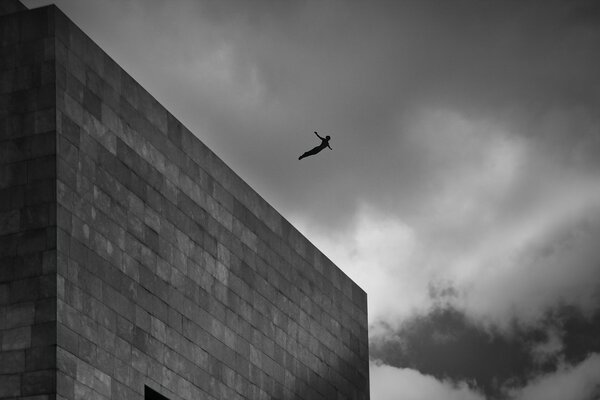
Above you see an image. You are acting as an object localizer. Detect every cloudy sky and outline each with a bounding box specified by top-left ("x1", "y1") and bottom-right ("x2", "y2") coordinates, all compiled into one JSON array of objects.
[{"x1": 24, "y1": 0, "x2": 600, "y2": 398}]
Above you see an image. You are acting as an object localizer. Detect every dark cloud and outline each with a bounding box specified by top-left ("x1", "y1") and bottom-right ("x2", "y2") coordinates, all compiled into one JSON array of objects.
[
  {"x1": 371, "y1": 307, "x2": 536, "y2": 397},
  {"x1": 370, "y1": 304, "x2": 600, "y2": 398}
]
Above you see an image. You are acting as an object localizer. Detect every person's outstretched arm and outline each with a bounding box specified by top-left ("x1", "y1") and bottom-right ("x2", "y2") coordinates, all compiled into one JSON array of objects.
[
  {"x1": 314, "y1": 131, "x2": 324, "y2": 140},
  {"x1": 328, "y1": 143, "x2": 332, "y2": 150}
]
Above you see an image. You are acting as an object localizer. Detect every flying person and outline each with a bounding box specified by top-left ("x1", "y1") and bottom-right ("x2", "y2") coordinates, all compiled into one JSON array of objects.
[{"x1": 299, "y1": 131, "x2": 332, "y2": 160}]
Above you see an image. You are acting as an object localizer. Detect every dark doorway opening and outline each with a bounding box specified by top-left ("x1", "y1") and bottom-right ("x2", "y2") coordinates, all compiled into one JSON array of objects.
[{"x1": 145, "y1": 386, "x2": 170, "y2": 400}]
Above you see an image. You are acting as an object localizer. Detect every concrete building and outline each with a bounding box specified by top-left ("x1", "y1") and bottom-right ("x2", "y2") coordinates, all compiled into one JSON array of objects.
[{"x1": 0, "y1": 1, "x2": 369, "y2": 399}]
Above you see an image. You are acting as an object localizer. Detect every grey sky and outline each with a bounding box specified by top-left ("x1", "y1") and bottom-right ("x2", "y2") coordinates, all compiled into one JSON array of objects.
[{"x1": 24, "y1": 0, "x2": 600, "y2": 398}]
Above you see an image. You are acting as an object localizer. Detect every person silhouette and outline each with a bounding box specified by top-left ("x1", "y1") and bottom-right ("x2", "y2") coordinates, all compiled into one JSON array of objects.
[{"x1": 299, "y1": 131, "x2": 332, "y2": 160}]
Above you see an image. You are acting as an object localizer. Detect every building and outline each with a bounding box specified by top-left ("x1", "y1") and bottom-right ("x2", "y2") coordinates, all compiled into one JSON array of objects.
[{"x1": 0, "y1": 1, "x2": 369, "y2": 399}]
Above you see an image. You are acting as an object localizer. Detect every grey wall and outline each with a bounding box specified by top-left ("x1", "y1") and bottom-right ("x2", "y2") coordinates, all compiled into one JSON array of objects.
[
  {"x1": 1, "y1": 4, "x2": 369, "y2": 400},
  {"x1": 0, "y1": 4, "x2": 57, "y2": 399}
]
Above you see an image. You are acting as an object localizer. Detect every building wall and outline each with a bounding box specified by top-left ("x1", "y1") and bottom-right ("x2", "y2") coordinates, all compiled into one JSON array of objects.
[
  {"x1": 2, "y1": 4, "x2": 369, "y2": 400},
  {"x1": 0, "y1": 5, "x2": 57, "y2": 399},
  {"x1": 0, "y1": 0, "x2": 27, "y2": 16}
]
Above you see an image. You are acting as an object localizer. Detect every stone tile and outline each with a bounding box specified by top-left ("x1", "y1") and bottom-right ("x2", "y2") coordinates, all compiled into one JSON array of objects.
[
  {"x1": 0, "y1": 349, "x2": 25, "y2": 373},
  {"x1": 57, "y1": 372, "x2": 75, "y2": 399},
  {"x1": 25, "y1": 346, "x2": 56, "y2": 371},
  {"x1": 0, "y1": 374, "x2": 20, "y2": 397},
  {"x1": 2, "y1": 325, "x2": 31, "y2": 350}
]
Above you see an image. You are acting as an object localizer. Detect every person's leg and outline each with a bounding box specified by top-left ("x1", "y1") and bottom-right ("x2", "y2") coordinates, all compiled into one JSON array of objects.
[{"x1": 299, "y1": 146, "x2": 321, "y2": 159}]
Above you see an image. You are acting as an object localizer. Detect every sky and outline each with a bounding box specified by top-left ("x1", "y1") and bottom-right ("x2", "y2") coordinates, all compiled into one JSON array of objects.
[{"x1": 23, "y1": 0, "x2": 600, "y2": 398}]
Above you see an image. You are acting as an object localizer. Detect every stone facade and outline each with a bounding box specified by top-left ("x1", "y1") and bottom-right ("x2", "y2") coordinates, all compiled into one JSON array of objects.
[
  {"x1": 0, "y1": 3, "x2": 369, "y2": 400},
  {"x1": 0, "y1": 3, "x2": 58, "y2": 399}
]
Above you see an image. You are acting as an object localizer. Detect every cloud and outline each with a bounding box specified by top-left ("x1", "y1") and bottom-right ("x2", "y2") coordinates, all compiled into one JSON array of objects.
[
  {"x1": 530, "y1": 327, "x2": 563, "y2": 365},
  {"x1": 370, "y1": 362, "x2": 485, "y2": 400},
  {"x1": 461, "y1": 195, "x2": 600, "y2": 326},
  {"x1": 307, "y1": 170, "x2": 600, "y2": 330},
  {"x1": 370, "y1": 306, "x2": 534, "y2": 396},
  {"x1": 294, "y1": 205, "x2": 422, "y2": 324},
  {"x1": 370, "y1": 304, "x2": 600, "y2": 397},
  {"x1": 507, "y1": 353, "x2": 600, "y2": 400}
]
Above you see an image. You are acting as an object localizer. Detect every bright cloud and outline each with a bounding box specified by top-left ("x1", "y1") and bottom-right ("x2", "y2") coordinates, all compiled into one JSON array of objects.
[
  {"x1": 370, "y1": 362, "x2": 485, "y2": 400},
  {"x1": 295, "y1": 205, "x2": 424, "y2": 326},
  {"x1": 508, "y1": 353, "x2": 600, "y2": 400}
]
